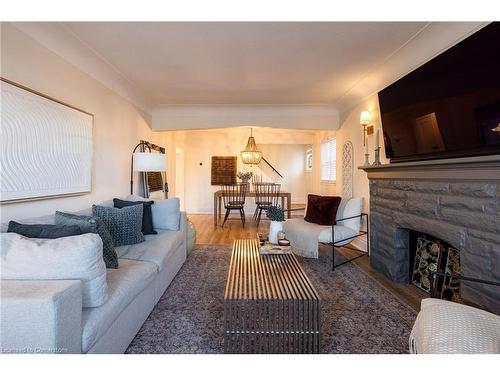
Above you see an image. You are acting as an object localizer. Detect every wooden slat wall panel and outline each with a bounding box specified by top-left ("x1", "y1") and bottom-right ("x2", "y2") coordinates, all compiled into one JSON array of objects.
[
  {"x1": 224, "y1": 239, "x2": 321, "y2": 354},
  {"x1": 211, "y1": 156, "x2": 237, "y2": 185}
]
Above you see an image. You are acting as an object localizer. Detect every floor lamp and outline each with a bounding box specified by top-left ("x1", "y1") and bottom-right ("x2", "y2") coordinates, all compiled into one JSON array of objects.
[{"x1": 130, "y1": 140, "x2": 166, "y2": 197}]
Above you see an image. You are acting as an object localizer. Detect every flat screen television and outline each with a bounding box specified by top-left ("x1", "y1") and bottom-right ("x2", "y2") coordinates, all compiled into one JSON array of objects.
[{"x1": 378, "y1": 22, "x2": 500, "y2": 163}]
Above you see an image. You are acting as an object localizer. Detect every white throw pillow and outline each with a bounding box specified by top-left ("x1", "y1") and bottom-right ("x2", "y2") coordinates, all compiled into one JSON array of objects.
[
  {"x1": 127, "y1": 195, "x2": 180, "y2": 231},
  {"x1": 339, "y1": 197, "x2": 363, "y2": 232},
  {"x1": 0, "y1": 233, "x2": 108, "y2": 308}
]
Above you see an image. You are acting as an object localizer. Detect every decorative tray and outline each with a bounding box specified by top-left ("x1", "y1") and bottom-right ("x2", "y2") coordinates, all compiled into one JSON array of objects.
[{"x1": 257, "y1": 233, "x2": 291, "y2": 254}]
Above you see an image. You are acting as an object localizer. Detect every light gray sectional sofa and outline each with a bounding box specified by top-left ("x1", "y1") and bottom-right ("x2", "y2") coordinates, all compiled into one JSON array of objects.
[{"x1": 0, "y1": 201, "x2": 187, "y2": 354}]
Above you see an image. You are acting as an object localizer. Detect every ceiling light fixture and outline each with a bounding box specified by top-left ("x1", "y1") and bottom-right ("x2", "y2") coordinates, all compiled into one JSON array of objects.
[{"x1": 241, "y1": 128, "x2": 262, "y2": 165}]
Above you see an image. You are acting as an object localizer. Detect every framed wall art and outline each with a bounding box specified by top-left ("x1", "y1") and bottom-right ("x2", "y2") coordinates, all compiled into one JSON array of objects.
[
  {"x1": 211, "y1": 156, "x2": 237, "y2": 185},
  {"x1": 1, "y1": 78, "x2": 93, "y2": 203}
]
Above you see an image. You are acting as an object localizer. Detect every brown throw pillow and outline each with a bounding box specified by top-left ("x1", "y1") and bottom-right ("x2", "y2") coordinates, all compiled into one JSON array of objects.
[{"x1": 304, "y1": 194, "x2": 342, "y2": 226}]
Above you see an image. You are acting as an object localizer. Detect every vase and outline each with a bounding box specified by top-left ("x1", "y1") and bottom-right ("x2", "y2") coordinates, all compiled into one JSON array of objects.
[{"x1": 269, "y1": 220, "x2": 284, "y2": 244}]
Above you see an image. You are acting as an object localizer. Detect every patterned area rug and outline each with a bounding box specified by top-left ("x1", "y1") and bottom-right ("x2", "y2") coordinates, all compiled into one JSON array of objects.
[{"x1": 126, "y1": 245, "x2": 417, "y2": 354}]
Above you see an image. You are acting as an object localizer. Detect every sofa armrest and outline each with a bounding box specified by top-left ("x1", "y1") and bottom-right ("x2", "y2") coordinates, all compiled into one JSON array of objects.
[
  {"x1": 179, "y1": 211, "x2": 188, "y2": 255},
  {"x1": 179, "y1": 211, "x2": 187, "y2": 234},
  {"x1": 0, "y1": 280, "x2": 83, "y2": 354}
]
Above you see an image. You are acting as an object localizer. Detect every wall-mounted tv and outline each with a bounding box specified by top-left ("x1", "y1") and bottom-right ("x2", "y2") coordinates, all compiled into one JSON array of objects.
[{"x1": 378, "y1": 22, "x2": 500, "y2": 163}]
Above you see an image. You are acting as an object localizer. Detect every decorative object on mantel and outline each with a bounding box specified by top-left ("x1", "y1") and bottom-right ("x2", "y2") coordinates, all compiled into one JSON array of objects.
[
  {"x1": 266, "y1": 206, "x2": 285, "y2": 244},
  {"x1": 363, "y1": 132, "x2": 371, "y2": 167},
  {"x1": 0, "y1": 78, "x2": 93, "y2": 203},
  {"x1": 237, "y1": 171, "x2": 253, "y2": 183},
  {"x1": 130, "y1": 140, "x2": 166, "y2": 197},
  {"x1": 360, "y1": 111, "x2": 374, "y2": 146},
  {"x1": 372, "y1": 129, "x2": 382, "y2": 166},
  {"x1": 363, "y1": 153, "x2": 370, "y2": 167},
  {"x1": 373, "y1": 148, "x2": 382, "y2": 166},
  {"x1": 240, "y1": 128, "x2": 262, "y2": 165}
]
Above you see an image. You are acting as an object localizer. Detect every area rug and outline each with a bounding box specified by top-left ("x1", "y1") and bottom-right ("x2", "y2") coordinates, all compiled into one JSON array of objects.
[{"x1": 126, "y1": 245, "x2": 418, "y2": 354}]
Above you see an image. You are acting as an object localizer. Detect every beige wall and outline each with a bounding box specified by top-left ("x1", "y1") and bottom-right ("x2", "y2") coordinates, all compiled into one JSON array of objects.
[
  {"x1": 0, "y1": 24, "x2": 174, "y2": 222},
  {"x1": 173, "y1": 127, "x2": 315, "y2": 213},
  {"x1": 334, "y1": 94, "x2": 389, "y2": 213},
  {"x1": 333, "y1": 94, "x2": 389, "y2": 251}
]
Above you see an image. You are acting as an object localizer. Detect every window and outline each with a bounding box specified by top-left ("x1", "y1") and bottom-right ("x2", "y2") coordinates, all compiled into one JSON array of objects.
[
  {"x1": 320, "y1": 138, "x2": 336, "y2": 182},
  {"x1": 305, "y1": 148, "x2": 312, "y2": 172}
]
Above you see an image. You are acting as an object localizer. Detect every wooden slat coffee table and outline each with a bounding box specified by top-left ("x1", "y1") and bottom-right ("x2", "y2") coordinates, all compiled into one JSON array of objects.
[{"x1": 224, "y1": 239, "x2": 321, "y2": 354}]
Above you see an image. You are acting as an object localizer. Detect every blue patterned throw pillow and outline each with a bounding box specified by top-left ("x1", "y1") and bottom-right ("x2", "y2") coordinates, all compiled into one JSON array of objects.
[
  {"x1": 92, "y1": 204, "x2": 144, "y2": 247},
  {"x1": 55, "y1": 211, "x2": 118, "y2": 269}
]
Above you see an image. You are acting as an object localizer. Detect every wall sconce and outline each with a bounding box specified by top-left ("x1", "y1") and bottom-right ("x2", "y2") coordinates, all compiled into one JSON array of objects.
[{"x1": 360, "y1": 111, "x2": 374, "y2": 146}]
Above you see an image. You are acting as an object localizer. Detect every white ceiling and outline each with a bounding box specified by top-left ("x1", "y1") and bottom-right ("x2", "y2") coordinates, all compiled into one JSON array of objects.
[
  {"x1": 11, "y1": 21, "x2": 488, "y2": 121},
  {"x1": 62, "y1": 22, "x2": 430, "y2": 106}
]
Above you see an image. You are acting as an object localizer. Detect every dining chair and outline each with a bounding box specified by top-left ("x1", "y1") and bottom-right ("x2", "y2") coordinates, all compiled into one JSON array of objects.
[
  {"x1": 252, "y1": 174, "x2": 262, "y2": 184},
  {"x1": 254, "y1": 182, "x2": 281, "y2": 226},
  {"x1": 221, "y1": 183, "x2": 249, "y2": 227}
]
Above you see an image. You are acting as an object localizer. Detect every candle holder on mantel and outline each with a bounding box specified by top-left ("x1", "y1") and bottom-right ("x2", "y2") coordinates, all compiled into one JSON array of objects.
[
  {"x1": 372, "y1": 147, "x2": 382, "y2": 166},
  {"x1": 363, "y1": 152, "x2": 370, "y2": 167}
]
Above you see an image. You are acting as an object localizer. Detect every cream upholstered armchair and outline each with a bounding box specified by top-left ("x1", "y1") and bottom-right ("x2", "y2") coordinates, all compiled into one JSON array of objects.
[
  {"x1": 283, "y1": 197, "x2": 368, "y2": 270},
  {"x1": 409, "y1": 273, "x2": 500, "y2": 354},
  {"x1": 410, "y1": 298, "x2": 500, "y2": 353}
]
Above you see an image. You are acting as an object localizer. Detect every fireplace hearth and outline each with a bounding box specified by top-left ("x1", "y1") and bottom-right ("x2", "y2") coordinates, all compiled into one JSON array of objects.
[{"x1": 361, "y1": 155, "x2": 500, "y2": 314}]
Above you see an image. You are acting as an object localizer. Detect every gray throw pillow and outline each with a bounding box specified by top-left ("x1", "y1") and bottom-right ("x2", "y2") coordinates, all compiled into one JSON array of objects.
[
  {"x1": 55, "y1": 211, "x2": 119, "y2": 269},
  {"x1": 7, "y1": 221, "x2": 82, "y2": 239},
  {"x1": 92, "y1": 204, "x2": 144, "y2": 247}
]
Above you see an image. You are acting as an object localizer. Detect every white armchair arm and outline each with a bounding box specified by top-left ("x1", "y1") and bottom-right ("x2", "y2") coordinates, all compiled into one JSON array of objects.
[{"x1": 1, "y1": 280, "x2": 83, "y2": 354}]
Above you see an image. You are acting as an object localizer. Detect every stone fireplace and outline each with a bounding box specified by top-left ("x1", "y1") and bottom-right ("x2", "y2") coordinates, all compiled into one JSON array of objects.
[{"x1": 361, "y1": 155, "x2": 500, "y2": 314}]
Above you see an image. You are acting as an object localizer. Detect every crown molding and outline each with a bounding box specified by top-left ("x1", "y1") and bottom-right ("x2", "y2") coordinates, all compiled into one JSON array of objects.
[
  {"x1": 10, "y1": 22, "x2": 152, "y2": 113},
  {"x1": 152, "y1": 105, "x2": 339, "y2": 131}
]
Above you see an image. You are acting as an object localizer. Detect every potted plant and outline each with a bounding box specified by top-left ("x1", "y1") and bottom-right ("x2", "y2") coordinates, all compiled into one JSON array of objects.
[
  {"x1": 266, "y1": 206, "x2": 285, "y2": 244},
  {"x1": 237, "y1": 171, "x2": 253, "y2": 183}
]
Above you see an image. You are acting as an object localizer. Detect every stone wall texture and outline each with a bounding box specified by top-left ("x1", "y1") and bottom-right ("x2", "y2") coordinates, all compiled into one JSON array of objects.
[{"x1": 369, "y1": 179, "x2": 500, "y2": 314}]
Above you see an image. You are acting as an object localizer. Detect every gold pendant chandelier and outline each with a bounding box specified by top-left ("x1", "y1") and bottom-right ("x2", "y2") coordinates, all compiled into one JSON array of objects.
[{"x1": 240, "y1": 128, "x2": 262, "y2": 165}]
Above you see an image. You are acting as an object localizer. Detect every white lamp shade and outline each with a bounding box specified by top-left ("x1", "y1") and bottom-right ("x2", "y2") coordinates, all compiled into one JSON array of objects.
[
  {"x1": 133, "y1": 152, "x2": 166, "y2": 172},
  {"x1": 360, "y1": 111, "x2": 371, "y2": 125}
]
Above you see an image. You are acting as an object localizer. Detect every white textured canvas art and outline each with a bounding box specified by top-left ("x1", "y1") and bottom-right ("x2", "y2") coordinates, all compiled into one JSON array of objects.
[{"x1": 1, "y1": 80, "x2": 93, "y2": 202}]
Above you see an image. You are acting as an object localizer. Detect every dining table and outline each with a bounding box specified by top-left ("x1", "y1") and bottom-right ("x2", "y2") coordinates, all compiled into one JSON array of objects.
[{"x1": 213, "y1": 189, "x2": 292, "y2": 226}]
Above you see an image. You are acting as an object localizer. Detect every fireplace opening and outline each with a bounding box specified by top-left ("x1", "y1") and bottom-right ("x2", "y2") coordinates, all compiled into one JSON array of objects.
[{"x1": 408, "y1": 230, "x2": 461, "y2": 302}]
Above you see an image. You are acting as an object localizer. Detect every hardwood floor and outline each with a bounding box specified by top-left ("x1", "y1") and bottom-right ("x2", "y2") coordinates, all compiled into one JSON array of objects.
[{"x1": 188, "y1": 213, "x2": 427, "y2": 311}]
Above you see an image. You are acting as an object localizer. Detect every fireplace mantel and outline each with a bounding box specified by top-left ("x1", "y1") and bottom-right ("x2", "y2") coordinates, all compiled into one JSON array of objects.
[
  {"x1": 360, "y1": 153, "x2": 500, "y2": 313},
  {"x1": 359, "y1": 154, "x2": 500, "y2": 181}
]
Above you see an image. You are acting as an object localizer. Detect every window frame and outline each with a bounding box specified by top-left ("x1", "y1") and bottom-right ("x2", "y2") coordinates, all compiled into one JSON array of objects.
[
  {"x1": 305, "y1": 148, "x2": 313, "y2": 172},
  {"x1": 320, "y1": 137, "x2": 337, "y2": 183}
]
